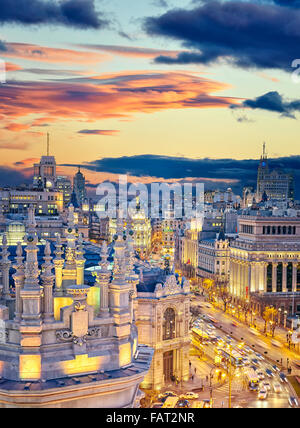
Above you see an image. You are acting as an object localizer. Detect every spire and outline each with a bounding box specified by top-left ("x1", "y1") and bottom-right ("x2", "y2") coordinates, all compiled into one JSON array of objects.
[
  {"x1": 99, "y1": 240, "x2": 110, "y2": 272},
  {"x1": 76, "y1": 233, "x2": 85, "y2": 263},
  {"x1": 112, "y1": 215, "x2": 127, "y2": 283},
  {"x1": 0, "y1": 233, "x2": 11, "y2": 300},
  {"x1": 13, "y1": 242, "x2": 24, "y2": 320},
  {"x1": 262, "y1": 141, "x2": 267, "y2": 159},
  {"x1": 23, "y1": 234, "x2": 40, "y2": 290},
  {"x1": 26, "y1": 205, "x2": 36, "y2": 235},
  {"x1": 41, "y1": 241, "x2": 55, "y2": 321},
  {"x1": 54, "y1": 233, "x2": 63, "y2": 261},
  {"x1": 42, "y1": 241, "x2": 53, "y2": 275},
  {"x1": 47, "y1": 132, "x2": 50, "y2": 156},
  {"x1": 67, "y1": 204, "x2": 75, "y2": 229}
]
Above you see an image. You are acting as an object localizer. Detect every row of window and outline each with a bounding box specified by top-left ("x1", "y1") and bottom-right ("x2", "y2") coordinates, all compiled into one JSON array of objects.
[{"x1": 263, "y1": 225, "x2": 296, "y2": 235}]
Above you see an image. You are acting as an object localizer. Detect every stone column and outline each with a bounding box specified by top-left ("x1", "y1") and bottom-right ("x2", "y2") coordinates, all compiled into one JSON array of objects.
[
  {"x1": 53, "y1": 234, "x2": 64, "y2": 294},
  {"x1": 20, "y1": 234, "x2": 43, "y2": 326},
  {"x1": 75, "y1": 233, "x2": 85, "y2": 286},
  {"x1": 13, "y1": 242, "x2": 24, "y2": 322},
  {"x1": 282, "y1": 263, "x2": 288, "y2": 293},
  {"x1": 292, "y1": 263, "x2": 298, "y2": 293},
  {"x1": 41, "y1": 241, "x2": 55, "y2": 322},
  {"x1": 95, "y1": 241, "x2": 111, "y2": 317},
  {"x1": 0, "y1": 234, "x2": 11, "y2": 301},
  {"x1": 272, "y1": 263, "x2": 278, "y2": 293}
]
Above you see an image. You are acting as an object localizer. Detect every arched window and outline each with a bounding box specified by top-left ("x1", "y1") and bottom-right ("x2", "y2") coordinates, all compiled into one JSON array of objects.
[{"x1": 163, "y1": 308, "x2": 176, "y2": 340}]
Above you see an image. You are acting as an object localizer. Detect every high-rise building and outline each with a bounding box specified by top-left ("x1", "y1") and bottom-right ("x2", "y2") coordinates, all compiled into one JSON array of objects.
[
  {"x1": 256, "y1": 143, "x2": 294, "y2": 202},
  {"x1": 73, "y1": 167, "x2": 87, "y2": 207},
  {"x1": 229, "y1": 215, "x2": 300, "y2": 317},
  {"x1": 56, "y1": 176, "x2": 72, "y2": 207}
]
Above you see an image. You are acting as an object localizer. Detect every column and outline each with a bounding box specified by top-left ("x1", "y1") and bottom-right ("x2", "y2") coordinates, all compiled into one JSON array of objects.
[
  {"x1": 272, "y1": 263, "x2": 278, "y2": 293},
  {"x1": 0, "y1": 234, "x2": 11, "y2": 301},
  {"x1": 292, "y1": 263, "x2": 298, "y2": 292},
  {"x1": 13, "y1": 242, "x2": 24, "y2": 322},
  {"x1": 282, "y1": 263, "x2": 288, "y2": 293},
  {"x1": 41, "y1": 241, "x2": 54, "y2": 322},
  {"x1": 250, "y1": 262, "x2": 256, "y2": 293}
]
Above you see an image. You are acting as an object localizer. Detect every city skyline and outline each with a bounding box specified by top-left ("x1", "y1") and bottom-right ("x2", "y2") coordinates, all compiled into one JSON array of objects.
[{"x1": 0, "y1": 0, "x2": 300, "y2": 194}]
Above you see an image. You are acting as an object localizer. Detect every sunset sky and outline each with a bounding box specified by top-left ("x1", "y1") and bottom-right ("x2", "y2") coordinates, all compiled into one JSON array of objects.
[{"x1": 0, "y1": 0, "x2": 300, "y2": 195}]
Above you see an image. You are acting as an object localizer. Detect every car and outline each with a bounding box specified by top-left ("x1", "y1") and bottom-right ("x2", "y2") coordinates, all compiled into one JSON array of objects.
[
  {"x1": 258, "y1": 389, "x2": 268, "y2": 400},
  {"x1": 273, "y1": 383, "x2": 282, "y2": 393},
  {"x1": 177, "y1": 399, "x2": 190, "y2": 408},
  {"x1": 180, "y1": 392, "x2": 199, "y2": 400},
  {"x1": 261, "y1": 381, "x2": 271, "y2": 391},
  {"x1": 255, "y1": 353, "x2": 264, "y2": 361},
  {"x1": 279, "y1": 373, "x2": 288, "y2": 383},
  {"x1": 272, "y1": 364, "x2": 280, "y2": 372},
  {"x1": 242, "y1": 358, "x2": 250, "y2": 366},
  {"x1": 257, "y1": 371, "x2": 265, "y2": 380},
  {"x1": 232, "y1": 321, "x2": 238, "y2": 327},
  {"x1": 158, "y1": 391, "x2": 178, "y2": 398},
  {"x1": 152, "y1": 403, "x2": 163, "y2": 408},
  {"x1": 251, "y1": 359, "x2": 259, "y2": 366},
  {"x1": 250, "y1": 365, "x2": 258, "y2": 371},
  {"x1": 265, "y1": 369, "x2": 274, "y2": 378},
  {"x1": 288, "y1": 396, "x2": 299, "y2": 408}
]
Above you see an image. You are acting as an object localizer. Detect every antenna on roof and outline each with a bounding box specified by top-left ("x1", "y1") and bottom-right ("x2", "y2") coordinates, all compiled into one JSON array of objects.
[
  {"x1": 262, "y1": 141, "x2": 267, "y2": 158},
  {"x1": 47, "y1": 132, "x2": 50, "y2": 156}
]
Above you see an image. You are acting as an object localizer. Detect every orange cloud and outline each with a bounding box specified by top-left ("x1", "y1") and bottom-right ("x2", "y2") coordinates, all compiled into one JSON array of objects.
[
  {"x1": 0, "y1": 70, "x2": 240, "y2": 131},
  {"x1": 2, "y1": 42, "x2": 108, "y2": 64},
  {"x1": 4, "y1": 122, "x2": 31, "y2": 132}
]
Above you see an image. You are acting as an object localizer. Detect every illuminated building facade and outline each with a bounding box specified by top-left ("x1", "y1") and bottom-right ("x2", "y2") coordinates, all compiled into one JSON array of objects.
[
  {"x1": 198, "y1": 235, "x2": 230, "y2": 285},
  {"x1": 256, "y1": 144, "x2": 294, "y2": 202},
  {"x1": 0, "y1": 214, "x2": 153, "y2": 408},
  {"x1": 229, "y1": 215, "x2": 300, "y2": 315},
  {"x1": 136, "y1": 268, "x2": 190, "y2": 391},
  {"x1": 0, "y1": 189, "x2": 64, "y2": 216},
  {"x1": 109, "y1": 210, "x2": 151, "y2": 259}
]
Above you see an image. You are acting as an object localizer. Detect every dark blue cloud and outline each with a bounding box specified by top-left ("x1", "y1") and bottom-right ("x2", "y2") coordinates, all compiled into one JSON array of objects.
[
  {"x1": 273, "y1": 0, "x2": 300, "y2": 7},
  {"x1": 232, "y1": 91, "x2": 300, "y2": 118},
  {"x1": 144, "y1": 1, "x2": 300, "y2": 70},
  {"x1": 62, "y1": 154, "x2": 300, "y2": 197},
  {"x1": 0, "y1": 0, "x2": 108, "y2": 29},
  {"x1": 0, "y1": 166, "x2": 30, "y2": 187},
  {"x1": 0, "y1": 40, "x2": 7, "y2": 51}
]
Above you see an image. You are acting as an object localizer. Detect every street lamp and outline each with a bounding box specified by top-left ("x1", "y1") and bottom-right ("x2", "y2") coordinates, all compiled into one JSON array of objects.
[{"x1": 284, "y1": 310, "x2": 287, "y2": 329}]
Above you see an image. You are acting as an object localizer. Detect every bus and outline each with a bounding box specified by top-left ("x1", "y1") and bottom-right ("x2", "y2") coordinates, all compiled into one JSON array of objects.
[
  {"x1": 244, "y1": 369, "x2": 259, "y2": 391},
  {"x1": 162, "y1": 397, "x2": 179, "y2": 408},
  {"x1": 191, "y1": 327, "x2": 209, "y2": 346},
  {"x1": 206, "y1": 314, "x2": 218, "y2": 324},
  {"x1": 220, "y1": 349, "x2": 244, "y2": 367}
]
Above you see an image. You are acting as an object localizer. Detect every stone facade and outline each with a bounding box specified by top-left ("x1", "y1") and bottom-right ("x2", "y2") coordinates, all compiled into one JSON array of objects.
[
  {"x1": 0, "y1": 214, "x2": 153, "y2": 408},
  {"x1": 136, "y1": 273, "x2": 190, "y2": 391},
  {"x1": 229, "y1": 215, "x2": 300, "y2": 315}
]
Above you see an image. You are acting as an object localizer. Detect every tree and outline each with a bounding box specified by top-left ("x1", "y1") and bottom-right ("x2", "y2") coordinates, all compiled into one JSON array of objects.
[
  {"x1": 217, "y1": 285, "x2": 232, "y2": 312},
  {"x1": 262, "y1": 306, "x2": 278, "y2": 335},
  {"x1": 202, "y1": 278, "x2": 215, "y2": 302}
]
